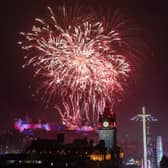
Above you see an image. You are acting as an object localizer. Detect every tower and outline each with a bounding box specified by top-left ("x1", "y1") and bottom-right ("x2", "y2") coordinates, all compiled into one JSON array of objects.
[
  {"x1": 131, "y1": 106, "x2": 158, "y2": 168},
  {"x1": 98, "y1": 105, "x2": 117, "y2": 149}
]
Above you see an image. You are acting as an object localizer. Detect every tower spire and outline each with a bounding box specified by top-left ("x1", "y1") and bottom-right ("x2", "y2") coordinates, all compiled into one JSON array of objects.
[{"x1": 131, "y1": 106, "x2": 157, "y2": 168}]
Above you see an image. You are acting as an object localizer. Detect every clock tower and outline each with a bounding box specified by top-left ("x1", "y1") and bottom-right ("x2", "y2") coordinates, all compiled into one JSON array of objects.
[{"x1": 98, "y1": 105, "x2": 117, "y2": 149}]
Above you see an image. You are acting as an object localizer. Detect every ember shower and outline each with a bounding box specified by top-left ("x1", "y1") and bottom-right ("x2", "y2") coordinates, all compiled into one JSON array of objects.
[{"x1": 18, "y1": 6, "x2": 136, "y2": 130}]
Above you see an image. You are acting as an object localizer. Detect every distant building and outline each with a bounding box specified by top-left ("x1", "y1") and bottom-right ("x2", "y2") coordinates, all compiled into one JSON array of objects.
[
  {"x1": 156, "y1": 136, "x2": 163, "y2": 168},
  {"x1": 146, "y1": 127, "x2": 155, "y2": 168},
  {"x1": 98, "y1": 105, "x2": 117, "y2": 149},
  {"x1": 0, "y1": 135, "x2": 124, "y2": 168}
]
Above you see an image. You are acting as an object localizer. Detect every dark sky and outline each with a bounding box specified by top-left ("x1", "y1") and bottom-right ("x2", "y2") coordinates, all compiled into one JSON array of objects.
[{"x1": 1, "y1": 0, "x2": 168, "y2": 144}]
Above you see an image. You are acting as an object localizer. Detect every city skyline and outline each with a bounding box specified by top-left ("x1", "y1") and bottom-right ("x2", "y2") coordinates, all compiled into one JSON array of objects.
[{"x1": 1, "y1": 0, "x2": 168, "y2": 143}]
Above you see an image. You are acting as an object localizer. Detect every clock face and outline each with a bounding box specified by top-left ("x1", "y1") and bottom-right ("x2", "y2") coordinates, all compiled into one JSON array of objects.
[{"x1": 103, "y1": 121, "x2": 109, "y2": 127}]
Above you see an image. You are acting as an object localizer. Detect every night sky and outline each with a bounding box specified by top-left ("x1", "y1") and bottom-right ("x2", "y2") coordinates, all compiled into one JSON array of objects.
[{"x1": 1, "y1": 0, "x2": 168, "y2": 144}]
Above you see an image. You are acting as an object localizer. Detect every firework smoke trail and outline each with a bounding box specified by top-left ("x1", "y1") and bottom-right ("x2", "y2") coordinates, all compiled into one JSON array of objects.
[{"x1": 18, "y1": 6, "x2": 133, "y2": 130}]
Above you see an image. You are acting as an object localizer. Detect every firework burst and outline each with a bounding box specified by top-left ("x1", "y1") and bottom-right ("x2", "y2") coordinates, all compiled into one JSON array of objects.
[{"x1": 18, "y1": 6, "x2": 134, "y2": 130}]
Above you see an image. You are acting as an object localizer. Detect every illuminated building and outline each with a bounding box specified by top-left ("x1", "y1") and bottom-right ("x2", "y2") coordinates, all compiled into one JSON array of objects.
[
  {"x1": 146, "y1": 127, "x2": 155, "y2": 168},
  {"x1": 156, "y1": 136, "x2": 163, "y2": 168},
  {"x1": 14, "y1": 118, "x2": 52, "y2": 132},
  {"x1": 98, "y1": 105, "x2": 117, "y2": 149},
  {"x1": 0, "y1": 136, "x2": 123, "y2": 168},
  {"x1": 9, "y1": 106, "x2": 123, "y2": 167}
]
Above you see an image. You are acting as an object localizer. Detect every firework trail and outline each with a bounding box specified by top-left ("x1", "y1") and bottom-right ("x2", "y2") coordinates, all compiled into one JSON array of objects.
[{"x1": 18, "y1": 6, "x2": 133, "y2": 130}]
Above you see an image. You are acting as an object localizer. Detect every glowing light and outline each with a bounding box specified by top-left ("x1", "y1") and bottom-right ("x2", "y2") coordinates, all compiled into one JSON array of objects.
[
  {"x1": 14, "y1": 119, "x2": 51, "y2": 132},
  {"x1": 19, "y1": 6, "x2": 136, "y2": 129}
]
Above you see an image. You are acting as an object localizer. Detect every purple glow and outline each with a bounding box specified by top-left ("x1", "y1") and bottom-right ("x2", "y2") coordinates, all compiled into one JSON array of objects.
[{"x1": 14, "y1": 119, "x2": 51, "y2": 132}]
